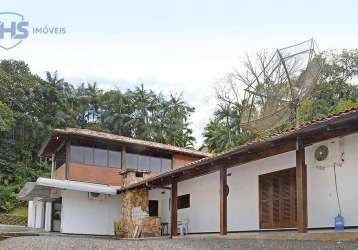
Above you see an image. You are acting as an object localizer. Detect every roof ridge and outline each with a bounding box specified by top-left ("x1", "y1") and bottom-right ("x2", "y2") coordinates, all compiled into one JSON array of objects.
[
  {"x1": 203, "y1": 106, "x2": 358, "y2": 159},
  {"x1": 53, "y1": 127, "x2": 211, "y2": 157}
]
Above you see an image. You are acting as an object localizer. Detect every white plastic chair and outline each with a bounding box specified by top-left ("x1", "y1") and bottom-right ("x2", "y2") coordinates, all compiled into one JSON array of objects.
[{"x1": 177, "y1": 219, "x2": 189, "y2": 235}]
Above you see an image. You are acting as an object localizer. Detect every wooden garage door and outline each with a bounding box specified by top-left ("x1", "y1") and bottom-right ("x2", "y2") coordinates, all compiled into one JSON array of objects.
[{"x1": 259, "y1": 168, "x2": 297, "y2": 229}]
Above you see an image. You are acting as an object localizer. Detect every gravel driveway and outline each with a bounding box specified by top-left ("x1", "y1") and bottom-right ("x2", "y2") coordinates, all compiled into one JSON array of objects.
[{"x1": 1, "y1": 236, "x2": 358, "y2": 250}]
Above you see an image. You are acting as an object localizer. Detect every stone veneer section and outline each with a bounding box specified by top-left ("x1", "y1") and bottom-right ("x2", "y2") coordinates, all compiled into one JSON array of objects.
[{"x1": 120, "y1": 170, "x2": 161, "y2": 238}]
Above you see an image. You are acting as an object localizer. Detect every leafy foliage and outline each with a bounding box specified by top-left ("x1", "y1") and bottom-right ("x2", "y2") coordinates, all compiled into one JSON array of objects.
[
  {"x1": 0, "y1": 59, "x2": 195, "y2": 212},
  {"x1": 203, "y1": 104, "x2": 255, "y2": 153}
]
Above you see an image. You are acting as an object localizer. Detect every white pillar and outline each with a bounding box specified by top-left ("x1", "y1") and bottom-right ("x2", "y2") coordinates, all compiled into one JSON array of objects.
[
  {"x1": 28, "y1": 201, "x2": 35, "y2": 228},
  {"x1": 44, "y1": 202, "x2": 52, "y2": 231},
  {"x1": 34, "y1": 200, "x2": 45, "y2": 229}
]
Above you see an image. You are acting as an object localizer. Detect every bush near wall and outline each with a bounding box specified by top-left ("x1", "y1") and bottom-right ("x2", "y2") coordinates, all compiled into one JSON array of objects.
[{"x1": 0, "y1": 214, "x2": 27, "y2": 226}]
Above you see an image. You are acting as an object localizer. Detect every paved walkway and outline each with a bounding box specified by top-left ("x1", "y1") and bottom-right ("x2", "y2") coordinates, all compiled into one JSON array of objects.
[
  {"x1": 2, "y1": 236, "x2": 358, "y2": 250},
  {"x1": 0, "y1": 224, "x2": 43, "y2": 233}
]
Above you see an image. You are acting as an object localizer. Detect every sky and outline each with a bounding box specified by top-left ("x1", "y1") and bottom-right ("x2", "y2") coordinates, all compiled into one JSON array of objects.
[{"x1": 1, "y1": 0, "x2": 358, "y2": 147}]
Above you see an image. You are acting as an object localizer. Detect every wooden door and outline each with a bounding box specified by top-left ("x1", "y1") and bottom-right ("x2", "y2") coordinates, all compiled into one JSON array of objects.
[{"x1": 259, "y1": 168, "x2": 296, "y2": 229}]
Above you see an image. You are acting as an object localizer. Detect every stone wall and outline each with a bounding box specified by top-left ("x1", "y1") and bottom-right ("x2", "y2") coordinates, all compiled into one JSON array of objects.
[
  {"x1": 120, "y1": 170, "x2": 162, "y2": 238},
  {"x1": 134, "y1": 217, "x2": 161, "y2": 237},
  {"x1": 122, "y1": 171, "x2": 158, "y2": 187},
  {"x1": 121, "y1": 187, "x2": 160, "y2": 237}
]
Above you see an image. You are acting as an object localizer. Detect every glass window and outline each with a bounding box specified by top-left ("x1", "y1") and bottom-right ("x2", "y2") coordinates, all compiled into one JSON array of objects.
[
  {"x1": 127, "y1": 153, "x2": 138, "y2": 169},
  {"x1": 149, "y1": 156, "x2": 161, "y2": 172},
  {"x1": 94, "y1": 148, "x2": 107, "y2": 167},
  {"x1": 138, "y1": 155, "x2": 150, "y2": 171},
  {"x1": 84, "y1": 147, "x2": 93, "y2": 165},
  {"x1": 70, "y1": 146, "x2": 83, "y2": 163},
  {"x1": 149, "y1": 200, "x2": 159, "y2": 217},
  {"x1": 108, "y1": 150, "x2": 121, "y2": 168},
  {"x1": 177, "y1": 194, "x2": 190, "y2": 209},
  {"x1": 161, "y1": 158, "x2": 172, "y2": 172}
]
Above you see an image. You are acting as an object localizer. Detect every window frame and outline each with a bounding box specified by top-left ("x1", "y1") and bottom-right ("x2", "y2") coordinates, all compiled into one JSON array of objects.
[
  {"x1": 149, "y1": 200, "x2": 159, "y2": 217},
  {"x1": 177, "y1": 194, "x2": 190, "y2": 210},
  {"x1": 70, "y1": 145, "x2": 122, "y2": 169}
]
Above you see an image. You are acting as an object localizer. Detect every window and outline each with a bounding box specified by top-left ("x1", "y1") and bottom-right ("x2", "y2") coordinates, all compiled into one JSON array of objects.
[
  {"x1": 135, "y1": 172, "x2": 143, "y2": 178},
  {"x1": 84, "y1": 147, "x2": 93, "y2": 165},
  {"x1": 108, "y1": 150, "x2": 121, "y2": 168},
  {"x1": 94, "y1": 148, "x2": 108, "y2": 167},
  {"x1": 70, "y1": 145, "x2": 121, "y2": 168},
  {"x1": 138, "y1": 155, "x2": 150, "y2": 171},
  {"x1": 127, "y1": 153, "x2": 139, "y2": 169},
  {"x1": 149, "y1": 200, "x2": 159, "y2": 217},
  {"x1": 123, "y1": 152, "x2": 172, "y2": 172},
  {"x1": 161, "y1": 158, "x2": 171, "y2": 172},
  {"x1": 70, "y1": 146, "x2": 84, "y2": 163},
  {"x1": 149, "y1": 156, "x2": 161, "y2": 172},
  {"x1": 177, "y1": 194, "x2": 190, "y2": 209}
]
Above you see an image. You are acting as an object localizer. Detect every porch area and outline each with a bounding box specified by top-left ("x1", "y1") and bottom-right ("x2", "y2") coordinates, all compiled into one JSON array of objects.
[{"x1": 122, "y1": 109, "x2": 358, "y2": 237}]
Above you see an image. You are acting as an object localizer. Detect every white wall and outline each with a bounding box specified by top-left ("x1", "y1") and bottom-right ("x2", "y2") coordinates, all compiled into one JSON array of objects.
[
  {"x1": 227, "y1": 150, "x2": 295, "y2": 231},
  {"x1": 61, "y1": 190, "x2": 122, "y2": 235},
  {"x1": 148, "y1": 173, "x2": 220, "y2": 234},
  {"x1": 178, "y1": 172, "x2": 220, "y2": 233},
  {"x1": 149, "y1": 188, "x2": 170, "y2": 223},
  {"x1": 172, "y1": 132, "x2": 358, "y2": 233},
  {"x1": 307, "y1": 134, "x2": 358, "y2": 228}
]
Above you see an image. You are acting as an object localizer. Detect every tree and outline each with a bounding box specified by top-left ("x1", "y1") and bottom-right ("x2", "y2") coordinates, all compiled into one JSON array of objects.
[
  {"x1": 299, "y1": 49, "x2": 358, "y2": 120},
  {"x1": 0, "y1": 60, "x2": 197, "y2": 212},
  {"x1": 204, "y1": 103, "x2": 255, "y2": 153},
  {"x1": 0, "y1": 101, "x2": 14, "y2": 132},
  {"x1": 204, "y1": 49, "x2": 358, "y2": 153}
]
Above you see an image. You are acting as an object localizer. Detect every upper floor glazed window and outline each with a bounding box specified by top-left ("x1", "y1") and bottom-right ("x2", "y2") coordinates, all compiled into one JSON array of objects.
[
  {"x1": 70, "y1": 145, "x2": 122, "y2": 168},
  {"x1": 127, "y1": 153, "x2": 171, "y2": 173}
]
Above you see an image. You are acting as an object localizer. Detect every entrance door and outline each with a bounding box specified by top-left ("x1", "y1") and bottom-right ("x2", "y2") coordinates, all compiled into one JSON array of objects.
[
  {"x1": 259, "y1": 168, "x2": 296, "y2": 229},
  {"x1": 52, "y1": 199, "x2": 62, "y2": 232}
]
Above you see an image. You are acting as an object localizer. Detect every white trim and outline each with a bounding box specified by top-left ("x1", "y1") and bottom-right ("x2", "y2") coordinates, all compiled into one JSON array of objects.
[
  {"x1": 18, "y1": 178, "x2": 119, "y2": 201},
  {"x1": 36, "y1": 178, "x2": 118, "y2": 195}
]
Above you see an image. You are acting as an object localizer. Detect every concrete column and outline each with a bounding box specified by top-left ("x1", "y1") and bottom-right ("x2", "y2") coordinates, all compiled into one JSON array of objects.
[
  {"x1": 44, "y1": 202, "x2": 52, "y2": 231},
  {"x1": 28, "y1": 201, "x2": 35, "y2": 228},
  {"x1": 34, "y1": 200, "x2": 45, "y2": 229}
]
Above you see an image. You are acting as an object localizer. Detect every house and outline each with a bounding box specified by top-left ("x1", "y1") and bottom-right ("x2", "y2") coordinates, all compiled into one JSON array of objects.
[
  {"x1": 18, "y1": 128, "x2": 208, "y2": 236},
  {"x1": 18, "y1": 108, "x2": 358, "y2": 237}
]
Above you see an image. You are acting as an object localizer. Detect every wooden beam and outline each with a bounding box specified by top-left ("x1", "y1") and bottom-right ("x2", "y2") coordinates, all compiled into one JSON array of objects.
[
  {"x1": 121, "y1": 146, "x2": 127, "y2": 170},
  {"x1": 220, "y1": 167, "x2": 228, "y2": 235},
  {"x1": 296, "y1": 138, "x2": 307, "y2": 233},
  {"x1": 54, "y1": 140, "x2": 66, "y2": 153},
  {"x1": 175, "y1": 141, "x2": 296, "y2": 183},
  {"x1": 146, "y1": 184, "x2": 171, "y2": 190},
  {"x1": 303, "y1": 123, "x2": 358, "y2": 146},
  {"x1": 170, "y1": 181, "x2": 178, "y2": 237},
  {"x1": 124, "y1": 119, "x2": 358, "y2": 194},
  {"x1": 65, "y1": 137, "x2": 71, "y2": 180}
]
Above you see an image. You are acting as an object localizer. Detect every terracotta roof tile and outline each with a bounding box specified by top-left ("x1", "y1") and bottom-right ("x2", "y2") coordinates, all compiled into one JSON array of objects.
[
  {"x1": 121, "y1": 107, "x2": 358, "y2": 191},
  {"x1": 51, "y1": 128, "x2": 211, "y2": 157}
]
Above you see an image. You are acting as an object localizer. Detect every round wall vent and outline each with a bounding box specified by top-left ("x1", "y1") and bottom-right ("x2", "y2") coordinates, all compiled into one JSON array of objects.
[{"x1": 315, "y1": 145, "x2": 329, "y2": 161}]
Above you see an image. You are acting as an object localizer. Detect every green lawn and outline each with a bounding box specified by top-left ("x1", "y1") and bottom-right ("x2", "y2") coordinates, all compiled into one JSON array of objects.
[{"x1": 9, "y1": 207, "x2": 27, "y2": 217}]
